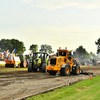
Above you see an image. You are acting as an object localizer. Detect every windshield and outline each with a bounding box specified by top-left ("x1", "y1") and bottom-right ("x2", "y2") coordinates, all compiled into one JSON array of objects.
[
  {"x1": 33, "y1": 53, "x2": 41, "y2": 58},
  {"x1": 33, "y1": 52, "x2": 47, "y2": 60},
  {"x1": 59, "y1": 52, "x2": 66, "y2": 56}
]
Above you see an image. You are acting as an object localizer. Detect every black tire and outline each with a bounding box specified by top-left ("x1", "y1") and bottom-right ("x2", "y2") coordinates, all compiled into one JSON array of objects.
[
  {"x1": 31, "y1": 62, "x2": 37, "y2": 72},
  {"x1": 72, "y1": 64, "x2": 80, "y2": 75},
  {"x1": 49, "y1": 71, "x2": 57, "y2": 75},
  {"x1": 42, "y1": 63, "x2": 47, "y2": 73},
  {"x1": 28, "y1": 63, "x2": 32, "y2": 72},
  {"x1": 5, "y1": 64, "x2": 9, "y2": 67},
  {"x1": 60, "y1": 64, "x2": 71, "y2": 76}
]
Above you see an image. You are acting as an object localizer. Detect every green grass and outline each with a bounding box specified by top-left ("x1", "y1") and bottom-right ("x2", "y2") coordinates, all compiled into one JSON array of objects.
[
  {"x1": 0, "y1": 63, "x2": 5, "y2": 66},
  {"x1": 27, "y1": 75, "x2": 100, "y2": 100},
  {"x1": 0, "y1": 68, "x2": 27, "y2": 72},
  {"x1": 80, "y1": 65, "x2": 93, "y2": 67}
]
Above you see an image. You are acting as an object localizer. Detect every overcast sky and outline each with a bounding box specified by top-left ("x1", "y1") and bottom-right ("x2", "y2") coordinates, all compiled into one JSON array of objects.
[{"x1": 0, "y1": 0, "x2": 100, "y2": 54}]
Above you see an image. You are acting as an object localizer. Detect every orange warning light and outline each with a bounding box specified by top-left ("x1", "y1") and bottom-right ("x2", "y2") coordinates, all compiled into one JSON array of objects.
[{"x1": 59, "y1": 47, "x2": 61, "y2": 49}]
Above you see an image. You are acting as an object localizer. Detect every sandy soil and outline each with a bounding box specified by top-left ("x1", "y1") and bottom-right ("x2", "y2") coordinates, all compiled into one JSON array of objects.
[{"x1": 0, "y1": 66, "x2": 100, "y2": 100}]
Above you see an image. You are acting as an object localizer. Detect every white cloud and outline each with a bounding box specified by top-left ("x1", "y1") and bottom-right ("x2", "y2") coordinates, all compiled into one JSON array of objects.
[
  {"x1": 18, "y1": 26, "x2": 100, "y2": 54},
  {"x1": 32, "y1": 0, "x2": 100, "y2": 10},
  {"x1": 20, "y1": 0, "x2": 34, "y2": 3},
  {"x1": 0, "y1": 26, "x2": 100, "y2": 54}
]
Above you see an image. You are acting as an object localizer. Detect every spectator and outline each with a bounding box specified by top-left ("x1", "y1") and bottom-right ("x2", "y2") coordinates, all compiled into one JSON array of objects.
[
  {"x1": 11, "y1": 51, "x2": 14, "y2": 61},
  {"x1": 5, "y1": 50, "x2": 9, "y2": 59}
]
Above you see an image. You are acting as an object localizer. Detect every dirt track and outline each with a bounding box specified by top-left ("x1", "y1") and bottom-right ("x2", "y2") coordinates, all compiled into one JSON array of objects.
[{"x1": 0, "y1": 66, "x2": 100, "y2": 100}]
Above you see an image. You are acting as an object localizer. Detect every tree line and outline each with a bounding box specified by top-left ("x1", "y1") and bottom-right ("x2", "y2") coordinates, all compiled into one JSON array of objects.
[
  {"x1": 0, "y1": 39, "x2": 26, "y2": 54},
  {"x1": 0, "y1": 39, "x2": 54, "y2": 54},
  {"x1": 0, "y1": 38, "x2": 100, "y2": 60}
]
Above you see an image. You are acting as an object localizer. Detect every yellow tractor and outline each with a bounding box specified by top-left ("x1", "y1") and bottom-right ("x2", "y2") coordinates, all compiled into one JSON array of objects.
[{"x1": 47, "y1": 47, "x2": 80, "y2": 76}]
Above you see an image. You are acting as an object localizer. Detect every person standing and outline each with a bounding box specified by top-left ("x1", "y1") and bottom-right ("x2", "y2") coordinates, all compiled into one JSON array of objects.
[
  {"x1": 11, "y1": 51, "x2": 14, "y2": 61},
  {"x1": 5, "y1": 50, "x2": 9, "y2": 59},
  {"x1": 5, "y1": 50, "x2": 9, "y2": 63}
]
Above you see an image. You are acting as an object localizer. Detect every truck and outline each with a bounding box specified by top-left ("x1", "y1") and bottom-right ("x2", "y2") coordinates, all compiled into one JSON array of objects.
[{"x1": 47, "y1": 47, "x2": 80, "y2": 76}]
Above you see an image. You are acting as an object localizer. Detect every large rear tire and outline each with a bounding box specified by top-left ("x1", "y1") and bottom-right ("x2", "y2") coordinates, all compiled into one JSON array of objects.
[
  {"x1": 72, "y1": 64, "x2": 80, "y2": 75},
  {"x1": 60, "y1": 64, "x2": 71, "y2": 76},
  {"x1": 28, "y1": 63, "x2": 32, "y2": 72},
  {"x1": 42, "y1": 63, "x2": 47, "y2": 73},
  {"x1": 49, "y1": 71, "x2": 57, "y2": 75}
]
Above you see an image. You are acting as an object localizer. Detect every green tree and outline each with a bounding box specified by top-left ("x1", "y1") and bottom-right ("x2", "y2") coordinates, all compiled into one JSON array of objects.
[
  {"x1": 29, "y1": 44, "x2": 38, "y2": 52},
  {"x1": 0, "y1": 48, "x2": 1, "y2": 52},
  {"x1": 0, "y1": 39, "x2": 26, "y2": 53},
  {"x1": 95, "y1": 38, "x2": 100, "y2": 54},
  {"x1": 90, "y1": 52, "x2": 97, "y2": 58},
  {"x1": 39, "y1": 44, "x2": 54, "y2": 54},
  {"x1": 73, "y1": 45, "x2": 90, "y2": 60}
]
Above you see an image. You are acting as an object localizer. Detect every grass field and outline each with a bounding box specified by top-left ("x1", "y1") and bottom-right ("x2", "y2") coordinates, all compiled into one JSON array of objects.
[
  {"x1": 0, "y1": 64, "x2": 5, "y2": 66},
  {"x1": 0, "y1": 68, "x2": 27, "y2": 72},
  {"x1": 27, "y1": 75, "x2": 100, "y2": 100},
  {"x1": 0, "y1": 61, "x2": 27, "y2": 72}
]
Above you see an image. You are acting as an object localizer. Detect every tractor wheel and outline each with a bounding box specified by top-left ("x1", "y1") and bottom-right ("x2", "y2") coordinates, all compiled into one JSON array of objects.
[
  {"x1": 72, "y1": 64, "x2": 80, "y2": 75},
  {"x1": 28, "y1": 63, "x2": 32, "y2": 72},
  {"x1": 60, "y1": 64, "x2": 71, "y2": 76},
  {"x1": 5, "y1": 64, "x2": 9, "y2": 67},
  {"x1": 48, "y1": 71, "x2": 57, "y2": 75},
  {"x1": 32, "y1": 68, "x2": 37, "y2": 72},
  {"x1": 42, "y1": 63, "x2": 47, "y2": 73}
]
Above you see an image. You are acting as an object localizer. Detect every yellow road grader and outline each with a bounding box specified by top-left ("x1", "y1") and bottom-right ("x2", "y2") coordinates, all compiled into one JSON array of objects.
[{"x1": 47, "y1": 47, "x2": 80, "y2": 76}]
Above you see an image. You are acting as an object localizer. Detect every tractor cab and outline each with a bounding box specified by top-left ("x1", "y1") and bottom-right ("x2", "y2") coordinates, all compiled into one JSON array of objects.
[{"x1": 33, "y1": 52, "x2": 48, "y2": 62}]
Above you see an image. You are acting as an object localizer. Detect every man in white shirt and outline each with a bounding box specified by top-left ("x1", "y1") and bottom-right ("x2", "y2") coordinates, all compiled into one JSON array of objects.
[
  {"x1": 5, "y1": 50, "x2": 9, "y2": 59},
  {"x1": 11, "y1": 51, "x2": 14, "y2": 61}
]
